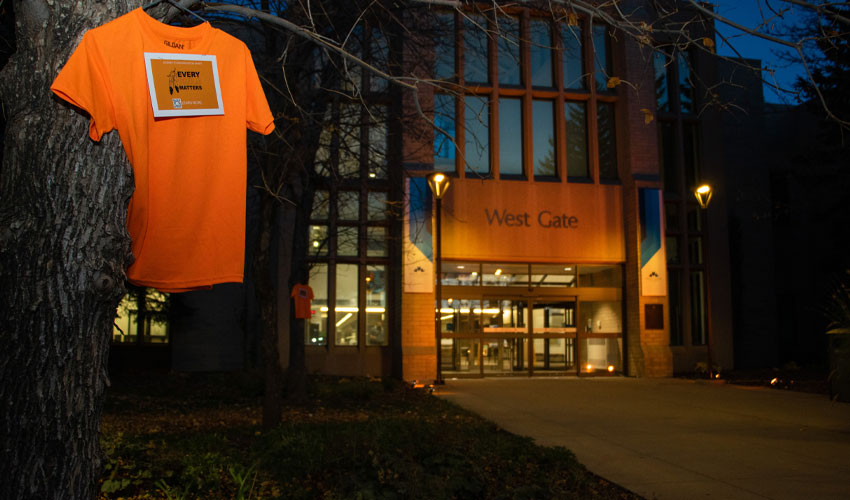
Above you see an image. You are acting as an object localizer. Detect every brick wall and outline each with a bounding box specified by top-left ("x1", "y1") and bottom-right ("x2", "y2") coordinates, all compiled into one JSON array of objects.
[{"x1": 618, "y1": 22, "x2": 673, "y2": 377}]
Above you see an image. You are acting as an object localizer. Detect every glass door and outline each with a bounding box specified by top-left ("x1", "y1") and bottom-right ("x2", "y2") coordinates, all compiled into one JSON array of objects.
[
  {"x1": 531, "y1": 300, "x2": 577, "y2": 373},
  {"x1": 481, "y1": 299, "x2": 528, "y2": 374}
]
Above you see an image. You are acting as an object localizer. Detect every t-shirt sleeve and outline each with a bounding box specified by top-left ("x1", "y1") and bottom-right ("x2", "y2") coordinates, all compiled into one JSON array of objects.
[
  {"x1": 50, "y1": 32, "x2": 115, "y2": 142},
  {"x1": 244, "y1": 47, "x2": 275, "y2": 135}
]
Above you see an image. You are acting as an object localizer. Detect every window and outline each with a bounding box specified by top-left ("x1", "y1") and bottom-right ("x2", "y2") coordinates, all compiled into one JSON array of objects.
[
  {"x1": 306, "y1": 264, "x2": 329, "y2": 346},
  {"x1": 657, "y1": 46, "x2": 706, "y2": 349},
  {"x1": 307, "y1": 20, "x2": 393, "y2": 350},
  {"x1": 434, "y1": 13, "x2": 455, "y2": 80},
  {"x1": 430, "y1": 11, "x2": 615, "y2": 184},
  {"x1": 592, "y1": 25, "x2": 612, "y2": 91},
  {"x1": 533, "y1": 100, "x2": 556, "y2": 178},
  {"x1": 565, "y1": 101, "x2": 589, "y2": 178},
  {"x1": 366, "y1": 265, "x2": 388, "y2": 345},
  {"x1": 464, "y1": 14, "x2": 489, "y2": 83},
  {"x1": 653, "y1": 51, "x2": 670, "y2": 113},
  {"x1": 597, "y1": 102, "x2": 618, "y2": 181},
  {"x1": 465, "y1": 95, "x2": 490, "y2": 176},
  {"x1": 497, "y1": 16, "x2": 521, "y2": 86},
  {"x1": 561, "y1": 24, "x2": 584, "y2": 89},
  {"x1": 499, "y1": 97, "x2": 523, "y2": 177},
  {"x1": 434, "y1": 93, "x2": 456, "y2": 172},
  {"x1": 529, "y1": 19, "x2": 553, "y2": 88},
  {"x1": 113, "y1": 288, "x2": 170, "y2": 344},
  {"x1": 335, "y1": 264, "x2": 359, "y2": 345}
]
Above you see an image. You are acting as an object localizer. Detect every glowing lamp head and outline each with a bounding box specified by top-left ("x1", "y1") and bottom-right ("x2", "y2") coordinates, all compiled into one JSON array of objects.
[
  {"x1": 694, "y1": 184, "x2": 713, "y2": 209},
  {"x1": 607, "y1": 365, "x2": 615, "y2": 373},
  {"x1": 586, "y1": 363, "x2": 593, "y2": 372},
  {"x1": 427, "y1": 172, "x2": 452, "y2": 199}
]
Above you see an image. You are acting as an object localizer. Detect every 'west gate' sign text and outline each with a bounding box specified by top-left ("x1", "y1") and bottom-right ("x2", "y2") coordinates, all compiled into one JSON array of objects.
[{"x1": 484, "y1": 208, "x2": 579, "y2": 228}]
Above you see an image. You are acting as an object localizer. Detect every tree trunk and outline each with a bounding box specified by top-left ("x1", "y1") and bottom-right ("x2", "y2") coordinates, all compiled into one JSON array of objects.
[
  {"x1": 285, "y1": 172, "x2": 314, "y2": 401},
  {"x1": 255, "y1": 191, "x2": 285, "y2": 429},
  {"x1": 0, "y1": 2, "x2": 135, "y2": 499}
]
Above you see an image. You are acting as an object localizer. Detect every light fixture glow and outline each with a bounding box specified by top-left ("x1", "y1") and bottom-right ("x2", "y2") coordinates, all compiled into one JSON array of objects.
[
  {"x1": 335, "y1": 313, "x2": 353, "y2": 327},
  {"x1": 427, "y1": 172, "x2": 452, "y2": 199},
  {"x1": 586, "y1": 363, "x2": 593, "y2": 371},
  {"x1": 494, "y1": 268, "x2": 503, "y2": 276},
  {"x1": 694, "y1": 184, "x2": 713, "y2": 209},
  {"x1": 564, "y1": 267, "x2": 573, "y2": 271},
  {"x1": 607, "y1": 365, "x2": 615, "y2": 373},
  {"x1": 313, "y1": 241, "x2": 320, "y2": 248}
]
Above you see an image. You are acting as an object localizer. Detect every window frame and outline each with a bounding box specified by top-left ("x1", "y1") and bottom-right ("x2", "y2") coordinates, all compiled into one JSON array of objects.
[{"x1": 430, "y1": 8, "x2": 619, "y2": 185}]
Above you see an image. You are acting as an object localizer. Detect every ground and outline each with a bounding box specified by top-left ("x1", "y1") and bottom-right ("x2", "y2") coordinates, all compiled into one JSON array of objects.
[{"x1": 99, "y1": 372, "x2": 642, "y2": 499}]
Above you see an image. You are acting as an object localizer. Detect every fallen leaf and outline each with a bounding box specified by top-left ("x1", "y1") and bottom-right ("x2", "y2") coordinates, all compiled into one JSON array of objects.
[
  {"x1": 640, "y1": 108, "x2": 654, "y2": 125},
  {"x1": 606, "y1": 76, "x2": 621, "y2": 88}
]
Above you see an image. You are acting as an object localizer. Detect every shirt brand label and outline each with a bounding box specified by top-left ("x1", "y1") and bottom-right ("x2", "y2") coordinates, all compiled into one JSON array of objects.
[{"x1": 164, "y1": 40, "x2": 185, "y2": 50}]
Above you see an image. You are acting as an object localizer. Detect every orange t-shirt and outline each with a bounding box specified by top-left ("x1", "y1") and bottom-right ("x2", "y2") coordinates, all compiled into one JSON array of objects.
[
  {"x1": 290, "y1": 284, "x2": 315, "y2": 319},
  {"x1": 50, "y1": 8, "x2": 274, "y2": 292}
]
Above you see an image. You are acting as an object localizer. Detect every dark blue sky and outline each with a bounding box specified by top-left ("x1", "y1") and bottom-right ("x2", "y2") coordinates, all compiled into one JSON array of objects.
[{"x1": 712, "y1": 0, "x2": 807, "y2": 103}]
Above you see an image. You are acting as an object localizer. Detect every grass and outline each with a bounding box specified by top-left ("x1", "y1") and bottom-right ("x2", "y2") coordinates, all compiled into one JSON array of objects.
[{"x1": 98, "y1": 373, "x2": 641, "y2": 500}]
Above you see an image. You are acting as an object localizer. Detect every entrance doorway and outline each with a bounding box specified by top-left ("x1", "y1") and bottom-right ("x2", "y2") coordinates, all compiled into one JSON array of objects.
[
  {"x1": 438, "y1": 262, "x2": 624, "y2": 377},
  {"x1": 441, "y1": 297, "x2": 587, "y2": 376}
]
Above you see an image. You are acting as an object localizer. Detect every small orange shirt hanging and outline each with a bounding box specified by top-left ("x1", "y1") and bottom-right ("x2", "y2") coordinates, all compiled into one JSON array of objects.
[
  {"x1": 50, "y1": 8, "x2": 275, "y2": 292},
  {"x1": 290, "y1": 284, "x2": 315, "y2": 319}
]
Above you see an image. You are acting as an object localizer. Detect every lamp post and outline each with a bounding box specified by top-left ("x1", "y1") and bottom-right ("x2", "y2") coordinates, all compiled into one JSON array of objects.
[
  {"x1": 694, "y1": 184, "x2": 714, "y2": 379},
  {"x1": 428, "y1": 172, "x2": 451, "y2": 384}
]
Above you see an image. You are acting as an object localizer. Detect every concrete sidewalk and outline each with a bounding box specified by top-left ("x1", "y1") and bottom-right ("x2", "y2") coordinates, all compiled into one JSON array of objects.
[{"x1": 437, "y1": 377, "x2": 850, "y2": 500}]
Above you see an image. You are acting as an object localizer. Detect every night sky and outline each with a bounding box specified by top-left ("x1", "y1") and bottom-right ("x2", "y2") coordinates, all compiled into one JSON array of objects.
[{"x1": 712, "y1": 0, "x2": 808, "y2": 103}]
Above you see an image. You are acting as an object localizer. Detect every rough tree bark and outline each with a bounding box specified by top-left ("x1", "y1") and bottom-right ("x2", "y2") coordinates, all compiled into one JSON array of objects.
[{"x1": 0, "y1": 1, "x2": 135, "y2": 499}]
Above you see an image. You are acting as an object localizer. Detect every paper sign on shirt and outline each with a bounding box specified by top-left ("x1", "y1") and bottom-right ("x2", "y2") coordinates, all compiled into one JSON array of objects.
[{"x1": 144, "y1": 53, "x2": 224, "y2": 117}]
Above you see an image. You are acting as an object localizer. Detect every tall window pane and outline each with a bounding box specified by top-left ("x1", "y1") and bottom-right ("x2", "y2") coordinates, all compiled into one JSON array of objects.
[
  {"x1": 668, "y1": 269, "x2": 682, "y2": 345},
  {"x1": 561, "y1": 25, "x2": 584, "y2": 89},
  {"x1": 464, "y1": 15, "x2": 489, "y2": 84},
  {"x1": 690, "y1": 270, "x2": 706, "y2": 345},
  {"x1": 529, "y1": 19, "x2": 553, "y2": 88},
  {"x1": 367, "y1": 105, "x2": 387, "y2": 179},
  {"x1": 338, "y1": 191, "x2": 359, "y2": 221},
  {"x1": 306, "y1": 264, "x2": 329, "y2": 346},
  {"x1": 592, "y1": 25, "x2": 611, "y2": 91},
  {"x1": 369, "y1": 29, "x2": 389, "y2": 92},
  {"x1": 335, "y1": 264, "x2": 359, "y2": 345},
  {"x1": 464, "y1": 96, "x2": 490, "y2": 176},
  {"x1": 532, "y1": 100, "x2": 556, "y2": 178},
  {"x1": 310, "y1": 225, "x2": 329, "y2": 257},
  {"x1": 683, "y1": 123, "x2": 700, "y2": 189},
  {"x1": 337, "y1": 226, "x2": 358, "y2": 256},
  {"x1": 434, "y1": 93, "x2": 456, "y2": 172},
  {"x1": 366, "y1": 265, "x2": 388, "y2": 345},
  {"x1": 597, "y1": 102, "x2": 618, "y2": 181},
  {"x1": 497, "y1": 16, "x2": 521, "y2": 86},
  {"x1": 434, "y1": 13, "x2": 455, "y2": 79},
  {"x1": 565, "y1": 101, "x2": 588, "y2": 178},
  {"x1": 338, "y1": 105, "x2": 360, "y2": 177},
  {"x1": 660, "y1": 121, "x2": 678, "y2": 194},
  {"x1": 498, "y1": 98, "x2": 523, "y2": 177},
  {"x1": 367, "y1": 192, "x2": 388, "y2": 221},
  {"x1": 654, "y1": 51, "x2": 670, "y2": 113},
  {"x1": 312, "y1": 190, "x2": 330, "y2": 220},
  {"x1": 678, "y1": 52, "x2": 694, "y2": 113},
  {"x1": 367, "y1": 227, "x2": 387, "y2": 257}
]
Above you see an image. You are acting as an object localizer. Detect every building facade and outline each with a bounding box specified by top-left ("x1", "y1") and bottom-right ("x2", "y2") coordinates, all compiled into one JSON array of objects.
[{"x1": 289, "y1": 1, "x2": 734, "y2": 380}]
